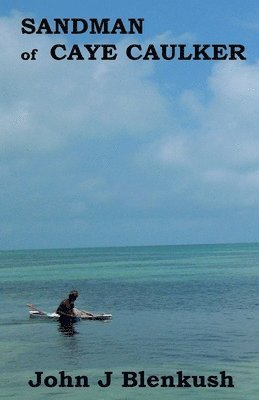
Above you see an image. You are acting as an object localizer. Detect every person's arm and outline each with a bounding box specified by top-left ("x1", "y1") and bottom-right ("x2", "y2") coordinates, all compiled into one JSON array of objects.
[
  {"x1": 57, "y1": 309, "x2": 74, "y2": 317},
  {"x1": 56, "y1": 300, "x2": 75, "y2": 317}
]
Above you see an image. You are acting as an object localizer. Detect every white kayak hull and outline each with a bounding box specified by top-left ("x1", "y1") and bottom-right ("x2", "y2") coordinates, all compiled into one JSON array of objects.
[{"x1": 29, "y1": 310, "x2": 112, "y2": 321}]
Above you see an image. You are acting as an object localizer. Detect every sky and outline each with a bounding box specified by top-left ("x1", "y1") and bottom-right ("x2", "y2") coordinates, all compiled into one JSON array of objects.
[{"x1": 0, "y1": 0, "x2": 259, "y2": 249}]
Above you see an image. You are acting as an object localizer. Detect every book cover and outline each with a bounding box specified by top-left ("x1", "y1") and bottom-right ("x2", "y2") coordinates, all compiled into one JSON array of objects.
[{"x1": 1, "y1": 1, "x2": 258, "y2": 400}]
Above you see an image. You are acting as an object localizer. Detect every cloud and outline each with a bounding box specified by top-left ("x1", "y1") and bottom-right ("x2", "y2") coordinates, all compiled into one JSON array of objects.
[
  {"x1": 0, "y1": 12, "x2": 173, "y2": 154},
  {"x1": 1, "y1": 11, "x2": 259, "y2": 248},
  {"x1": 138, "y1": 61, "x2": 259, "y2": 209}
]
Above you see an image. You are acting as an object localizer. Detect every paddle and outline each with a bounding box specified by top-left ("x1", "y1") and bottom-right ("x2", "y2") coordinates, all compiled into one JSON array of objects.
[
  {"x1": 74, "y1": 307, "x2": 94, "y2": 317},
  {"x1": 26, "y1": 303, "x2": 46, "y2": 315}
]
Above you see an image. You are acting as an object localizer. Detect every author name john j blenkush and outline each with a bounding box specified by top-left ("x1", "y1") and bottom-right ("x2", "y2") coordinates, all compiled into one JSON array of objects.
[{"x1": 28, "y1": 370, "x2": 234, "y2": 389}]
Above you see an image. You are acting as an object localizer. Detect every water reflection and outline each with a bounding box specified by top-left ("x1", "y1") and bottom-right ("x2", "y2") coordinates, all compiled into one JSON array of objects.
[{"x1": 58, "y1": 317, "x2": 79, "y2": 336}]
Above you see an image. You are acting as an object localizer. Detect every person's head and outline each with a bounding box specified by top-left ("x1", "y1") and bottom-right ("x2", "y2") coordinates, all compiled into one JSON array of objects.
[{"x1": 68, "y1": 290, "x2": 79, "y2": 301}]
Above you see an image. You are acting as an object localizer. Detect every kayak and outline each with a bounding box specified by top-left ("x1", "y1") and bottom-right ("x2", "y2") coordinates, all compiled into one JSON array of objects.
[
  {"x1": 27, "y1": 304, "x2": 112, "y2": 321},
  {"x1": 29, "y1": 310, "x2": 112, "y2": 321},
  {"x1": 29, "y1": 310, "x2": 61, "y2": 320}
]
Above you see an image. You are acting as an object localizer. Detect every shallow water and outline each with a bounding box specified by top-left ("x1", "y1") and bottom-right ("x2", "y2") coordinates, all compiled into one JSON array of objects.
[{"x1": 1, "y1": 243, "x2": 259, "y2": 399}]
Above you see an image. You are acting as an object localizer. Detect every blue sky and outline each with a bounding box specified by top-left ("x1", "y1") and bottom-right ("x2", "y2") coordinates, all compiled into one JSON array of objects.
[{"x1": 1, "y1": 1, "x2": 259, "y2": 249}]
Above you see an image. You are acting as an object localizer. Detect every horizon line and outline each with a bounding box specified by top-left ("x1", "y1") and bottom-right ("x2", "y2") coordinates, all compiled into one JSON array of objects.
[{"x1": 1, "y1": 240, "x2": 258, "y2": 253}]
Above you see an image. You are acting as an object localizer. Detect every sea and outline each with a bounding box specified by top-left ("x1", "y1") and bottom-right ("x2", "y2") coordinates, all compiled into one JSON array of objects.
[{"x1": 0, "y1": 243, "x2": 259, "y2": 400}]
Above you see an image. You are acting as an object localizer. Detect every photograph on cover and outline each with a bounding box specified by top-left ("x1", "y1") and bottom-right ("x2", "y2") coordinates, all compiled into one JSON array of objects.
[{"x1": 0, "y1": 1, "x2": 259, "y2": 399}]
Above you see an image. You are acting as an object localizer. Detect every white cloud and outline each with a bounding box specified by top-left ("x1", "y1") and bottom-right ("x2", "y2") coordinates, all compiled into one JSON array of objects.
[
  {"x1": 0, "y1": 12, "x2": 173, "y2": 153},
  {"x1": 139, "y1": 60, "x2": 259, "y2": 208},
  {"x1": 1, "y1": 12, "x2": 259, "y2": 247}
]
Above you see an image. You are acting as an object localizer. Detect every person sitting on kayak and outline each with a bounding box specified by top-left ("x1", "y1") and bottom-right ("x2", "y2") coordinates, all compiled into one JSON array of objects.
[{"x1": 56, "y1": 290, "x2": 79, "y2": 321}]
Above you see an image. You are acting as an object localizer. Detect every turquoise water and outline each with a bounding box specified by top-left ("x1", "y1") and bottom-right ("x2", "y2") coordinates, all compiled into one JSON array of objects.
[{"x1": 0, "y1": 243, "x2": 259, "y2": 399}]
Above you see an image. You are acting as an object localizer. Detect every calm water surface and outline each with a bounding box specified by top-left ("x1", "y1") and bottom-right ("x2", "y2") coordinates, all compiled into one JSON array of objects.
[{"x1": 0, "y1": 243, "x2": 259, "y2": 399}]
